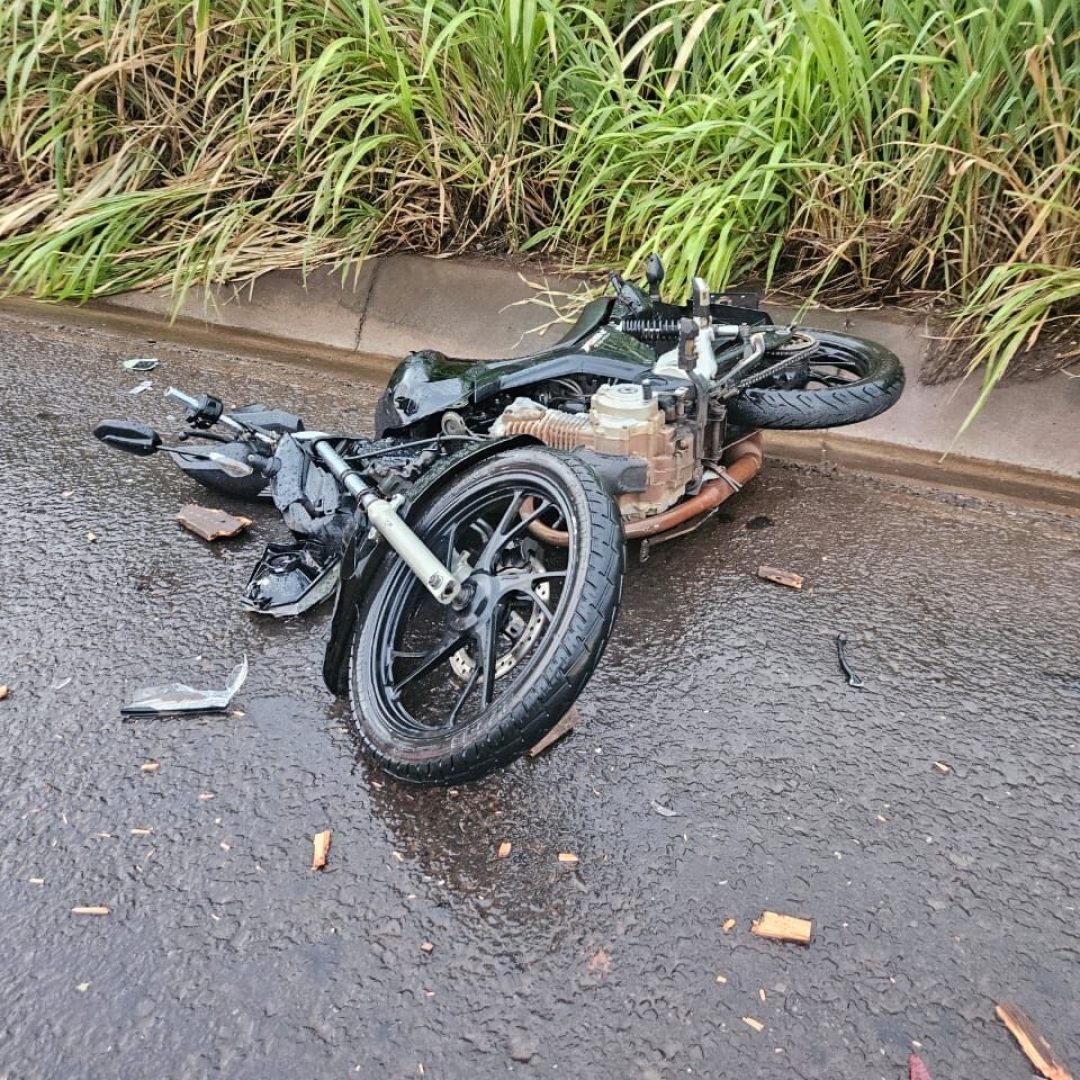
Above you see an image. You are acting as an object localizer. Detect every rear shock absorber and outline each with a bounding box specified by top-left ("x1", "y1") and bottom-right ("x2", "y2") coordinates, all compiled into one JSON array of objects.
[{"x1": 615, "y1": 316, "x2": 683, "y2": 342}]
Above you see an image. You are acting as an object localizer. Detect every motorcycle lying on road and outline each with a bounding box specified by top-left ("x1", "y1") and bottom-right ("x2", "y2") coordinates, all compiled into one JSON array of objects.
[{"x1": 95, "y1": 257, "x2": 904, "y2": 784}]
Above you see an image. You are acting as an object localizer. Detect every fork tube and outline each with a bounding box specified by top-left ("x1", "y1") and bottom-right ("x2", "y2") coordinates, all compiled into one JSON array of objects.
[{"x1": 313, "y1": 440, "x2": 461, "y2": 605}]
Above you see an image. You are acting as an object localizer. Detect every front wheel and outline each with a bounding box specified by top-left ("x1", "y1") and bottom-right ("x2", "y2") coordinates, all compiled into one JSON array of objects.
[
  {"x1": 726, "y1": 331, "x2": 904, "y2": 430},
  {"x1": 349, "y1": 447, "x2": 624, "y2": 784}
]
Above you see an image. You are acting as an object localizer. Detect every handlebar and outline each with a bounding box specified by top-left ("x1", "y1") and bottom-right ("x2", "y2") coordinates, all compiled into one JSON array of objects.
[{"x1": 165, "y1": 387, "x2": 247, "y2": 435}]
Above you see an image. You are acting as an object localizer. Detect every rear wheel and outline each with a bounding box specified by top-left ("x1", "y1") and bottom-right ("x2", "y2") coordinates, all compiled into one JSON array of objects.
[
  {"x1": 727, "y1": 331, "x2": 904, "y2": 430},
  {"x1": 349, "y1": 447, "x2": 624, "y2": 784}
]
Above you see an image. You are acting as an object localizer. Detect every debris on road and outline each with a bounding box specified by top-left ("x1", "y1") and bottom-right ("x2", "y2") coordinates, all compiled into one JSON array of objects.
[
  {"x1": 176, "y1": 504, "x2": 252, "y2": 541},
  {"x1": 71, "y1": 906, "x2": 110, "y2": 916},
  {"x1": 420, "y1": 941, "x2": 434, "y2": 953},
  {"x1": 995, "y1": 1002, "x2": 1073, "y2": 1080},
  {"x1": 528, "y1": 705, "x2": 581, "y2": 757},
  {"x1": 757, "y1": 565, "x2": 804, "y2": 590},
  {"x1": 122, "y1": 357, "x2": 159, "y2": 371},
  {"x1": 0, "y1": 685, "x2": 7, "y2": 701},
  {"x1": 497, "y1": 841, "x2": 512, "y2": 859},
  {"x1": 586, "y1": 948, "x2": 611, "y2": 976},
  {"x1": 751, "y1": 911, "x2": 812, "y2": 945},
  {"x1": 140, "y1": 761, "x2": 161, "y2": 773},
  {"x1": 128, "y1": 379, "x2": 153, "y2": 395},
  {"x1": 722, "y1": 918, "x2": 736, "y2": 933},
  {"x1": 742, "y1": 1016, "x2": 764, "y2": 1032},
  {"x1": 312, "y1": 829, "x2": 332, "y2": 871},
  {"x1": 509, "y1": 1034, "x2": 538, "y2": 1063},
  {"x1": 934, "y1": 761, "x2": 951, "y2": 773},
  {"x1": 650, "y1": 800, "x2": 679, "y2": 817},
  {"x1": 558, "y1": 852, "x2": 579, "y2": 864},
  {"x1": 121, "y1": 657, "x2": 247, "y2": 716},
  {"x1": 836, "y1": 632, "x2": 865, "y2": 687},
  {"x1": 909, "y1": 1053, "x2": 935, "y2": 1080}
]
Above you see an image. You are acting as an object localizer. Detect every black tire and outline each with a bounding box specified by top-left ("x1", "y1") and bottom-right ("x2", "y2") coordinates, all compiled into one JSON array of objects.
[
  {"x1": 348, "y1": 446, "x2": 624, "y2": 784},
  {"x1": 727, "y1": 331, "x2": 905, "y2": 430}
]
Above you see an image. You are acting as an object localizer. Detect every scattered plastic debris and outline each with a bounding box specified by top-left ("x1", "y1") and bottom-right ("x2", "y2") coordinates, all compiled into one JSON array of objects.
[
  {"x1": 836, "y1": 632, "x2": 865, "y2": 687},
  {"x1": 120, "y1": 657, "x2": 248, "y2": 716},
  {"x1": 71, "y1": 906, "x2": 110, "y2": 916},
  {"x1": 241, "y1": 539, "x2": 340, "y2": 616},
  {"x1": 650, "y1": 800, "x2": 679, "y2": 817},
  {"x1": 909, "y1": 1054, "x2": 935, "y2": 1080},
  {"x1": 122, "y1": 358, "x2": 159, "y2": 371},
  {"x1": 128, "y1": 380, "x2": 153, "y2": 395},
  {"x1": 312, "y1": 829, "x2": 332, "y2": 871},
  {"x1": 751, "y1": 911, "x2": 812, "y2": 945},
  {"x1": 757, "y1": 565, "x2": 804, "y2": 590},
  {"x1": 176, "y1": 504, "x2": 252, "y2": 541}
]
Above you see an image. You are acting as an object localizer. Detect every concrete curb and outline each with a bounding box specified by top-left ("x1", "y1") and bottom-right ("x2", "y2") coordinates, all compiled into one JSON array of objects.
[{"x1": 7, "y1": 252, "x2": 1078, "y2": 507}]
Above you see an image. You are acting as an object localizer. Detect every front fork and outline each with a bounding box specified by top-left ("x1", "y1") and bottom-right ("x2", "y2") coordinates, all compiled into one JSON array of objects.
[{"x1": 307, "y1": 437, "x2": 463, "y2": 605}]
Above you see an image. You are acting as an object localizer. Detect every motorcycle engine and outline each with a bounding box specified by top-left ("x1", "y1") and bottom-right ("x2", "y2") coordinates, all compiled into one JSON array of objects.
[{"x1": 489, "y1": 383, "x2": 698, "y2": 520}]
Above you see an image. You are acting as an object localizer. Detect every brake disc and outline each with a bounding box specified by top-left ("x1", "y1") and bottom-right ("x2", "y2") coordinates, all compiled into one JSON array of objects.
[{"x1": 450, "y1": 559, "x2": 550, "y2": 681}]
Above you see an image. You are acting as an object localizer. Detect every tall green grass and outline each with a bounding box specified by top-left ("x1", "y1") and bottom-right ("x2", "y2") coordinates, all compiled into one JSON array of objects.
[{"x1": 2, "y1": 0, "x2": 1077, "y2": 410}]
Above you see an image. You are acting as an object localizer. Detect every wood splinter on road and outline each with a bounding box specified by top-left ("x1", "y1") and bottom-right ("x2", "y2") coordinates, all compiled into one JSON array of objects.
[
  {"x1": 528, "y1": 706, "x2": 581, "y2": 757},
  {"x1": 757, "y1": 566, "x2": 804, "y2": 590},
  {"x1": 176, "y1": 505, "x2": 252, "y2": 541},
  {"x1": 312, "y1": 829, "x2": 332, "y2": 871},
  {"x1": 996, "y1": 1002, "x2": 1074, "y2": 1080},
  {"x1": 751, "y1": 911, "x2": 812, "y2": 945}
]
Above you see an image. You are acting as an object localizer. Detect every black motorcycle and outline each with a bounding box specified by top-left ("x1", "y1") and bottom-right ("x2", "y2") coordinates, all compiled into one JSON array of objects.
[{"x1": 96, "y1": 257, "x2": 903, "y2": 783}]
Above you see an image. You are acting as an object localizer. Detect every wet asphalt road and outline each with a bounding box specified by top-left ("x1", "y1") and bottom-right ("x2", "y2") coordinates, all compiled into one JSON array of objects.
[{"x1": 1, "y1": 310, "x2": 1078, "y2": 1080}]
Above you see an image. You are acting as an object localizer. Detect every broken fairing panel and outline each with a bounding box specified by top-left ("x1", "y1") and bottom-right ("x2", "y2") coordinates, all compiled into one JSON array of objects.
[
  {"x1": 121, "y1": 657, "x2": 248, "y2": 715},
  {"x1": 241, "y1": 540, "x2": 342, "y2": 617}
]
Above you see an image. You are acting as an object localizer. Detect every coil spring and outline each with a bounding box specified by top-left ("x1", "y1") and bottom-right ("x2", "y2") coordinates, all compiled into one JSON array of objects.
[{"x1": 616, "y1": 317, "x2": 683, "y2": 341}]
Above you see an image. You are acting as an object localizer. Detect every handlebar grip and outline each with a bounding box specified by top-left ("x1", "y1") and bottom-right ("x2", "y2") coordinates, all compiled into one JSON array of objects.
[{"x1": 165, "y1": 387, "x2": 201, "y2": 410}]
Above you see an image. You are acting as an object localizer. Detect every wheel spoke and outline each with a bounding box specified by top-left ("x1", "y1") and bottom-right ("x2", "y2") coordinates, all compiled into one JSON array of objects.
[
  {"x1": 476, "y1": 603, "x2": 502, "y2": 706},
  {"x1": 506, "y1": 497, "x2": 558, "y2": 543},
  {"x1": 444, "y1": 664, "x2": 479, "y2": 728},
  {"x1": 389, "y1": 627, "x2": 469, "y2": 697},
  {"x1": 475, "y1": 490, "x2": 528, "y2": 570}
]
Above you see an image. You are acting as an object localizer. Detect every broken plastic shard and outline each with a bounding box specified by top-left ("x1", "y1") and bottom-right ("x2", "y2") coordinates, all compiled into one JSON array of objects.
[
  {"x1": 121, "y1": 657, "x2": 248, "y2": 716},
  {"x1": 241, "y1": 541, "x2": 341, "y2": 617},
  {"x1": 128, "y1": 380, "x2": 153, "y2": 395},
  {"x1": 122, "y1": 358, "x2": 159, "y2": 371}
]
